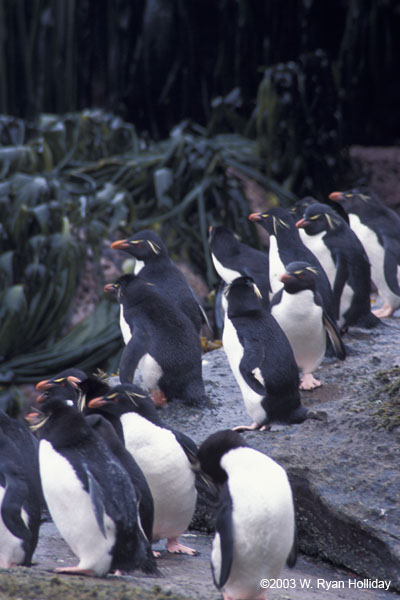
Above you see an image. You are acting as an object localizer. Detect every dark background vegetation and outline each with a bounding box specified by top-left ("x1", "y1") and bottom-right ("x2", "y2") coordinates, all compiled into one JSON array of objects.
[{"x1": 1, "y1": 0, "x2": 399, "y2": 404}]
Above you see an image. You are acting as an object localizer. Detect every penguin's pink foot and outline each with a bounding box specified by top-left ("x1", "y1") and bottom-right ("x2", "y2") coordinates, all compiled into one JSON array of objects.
[
  {"x1": 152, "y1": 550, "x2": 162, "y2": 558},
  {"x1": 232, "y1": 421, "x2": 269, "y2": 432},
  {"x1": 55, "y1": 566, "x2": 97, "y2": 576},
  {"x1": 150, "y1": 388, "x2": 167, "y2": 408},
  {"x1": 166, "y1": 537, "x2": 199, "y2": 556},
  {"x1": 372, "y1": 303, "x2": 396, "y2": 318},
  {"x1": 300, "y1": 373, "x2": 322, "y2": 390}
]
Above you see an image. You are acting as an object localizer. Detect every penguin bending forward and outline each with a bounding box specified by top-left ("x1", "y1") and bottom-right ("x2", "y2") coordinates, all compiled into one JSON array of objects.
[
  {"x1": 198, "y1": 430, "x2": 297, "y2": 600},
  {"x1": 104, "y1": 274, "x2": 207, "y2": 407},
  {"x1": 271, "y1": 262, "x2": 346, "y2": 390},
  {"x1": 222, "y1": 276, "x2": 307, "y2": 430},
  {"x1": 0, "y1": 413, "x2": 41, "y2": 568},
  {"x1": 30, "y1": 385, "x2": 153, "y2": 576},
  {"x1": 329, "y1": 189, "x2": 400, "y2": 318},
  {"x1": 87, "y1": 384, "x2": 199, "y2": 556}
]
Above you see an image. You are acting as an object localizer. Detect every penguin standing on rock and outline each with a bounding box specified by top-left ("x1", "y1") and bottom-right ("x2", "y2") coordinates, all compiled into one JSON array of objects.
[
  {"x1": 29, "y1": 385, "x2": 154, "y2": 576},
  {"x1": 271, "y1": 261, "x2": 346, "y2": 390},
  {"x1": 0, "y1": 414, "x2": 42, "y2": 568},
  {"x1": 222, "y1": 276, "x2": 307, "y2": 430},
  {"x1": 198, "y1": 430, "x2": 297, "y2": 600},
  {"x1": 87, "y1": 384, "x2": 199, "y2": 556},
  {"x1": 249, "y1": 207, "x2": 336, "y2": 322},
  {"x1": 111, "y1": 230, "x2": 207, "y2": 333},
  {"x1": 104, "y1": 274, "x2": 207, "y2": 407},
  {"x1": 295, "y1": 202, "x2": 380, "y2": 331},
  {"x1": 208, "y1": 225, "x2": 271, "y2": 308},
  {"x1": 329, "y1": 189, "x2": 400, "y2": 318}
]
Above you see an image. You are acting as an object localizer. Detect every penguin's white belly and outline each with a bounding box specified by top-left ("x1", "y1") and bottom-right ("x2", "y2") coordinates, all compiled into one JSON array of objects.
[
  {"x1": 222, "y1": 316, "x2": 266, "y2": 425},
  {"x1": 271, "y1": 290, "x2": 325, "y2": 374},
  {"x1": 338, "y1": 281, "x2": 355, "y2": 328},
  {"x1": 349, "y1": 215, "x2": 400, "y2": 307},
  {"x1": 39, "y1": 441, "x2": 115, "y2": 575},
  {"x1": 0, "y1": 486, "x2": 28, "y2": 567},
  {"x1": 298, "y1": 230, "x2": 336, "y2": 286},
  {"x1": 119, "y1": 307, "x2": 132, "y2": 345},
  {"x1": 121, "y1": 413, "x2": 196, "y2": 541},
  {"x1": 138, "y1": 353, "x2": 163, "y2": 390},
  {"x1": 217, "y1": 448, "x2": 295, "y2": 599},
  {"x1": 268, "y1": 237, "x2": 285, "y2": 294},
  {"x1": 211, "y1": 255, "x2": 241, "y2": 284}
]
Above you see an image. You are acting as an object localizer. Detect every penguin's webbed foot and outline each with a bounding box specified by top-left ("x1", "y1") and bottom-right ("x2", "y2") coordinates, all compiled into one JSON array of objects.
[
  {"x1": 150, "y1": 388, "x2": 168, "y2": 408},
  {"x1": 55, "y1": 566, "x2": 98, "y2": 576},
  {"x1": 166, "y1": 537, "x2": 199, "y2": 556},
  {"x1": 300, "y1": 373, "x2": 322, "y2": 390},
  {"x1": 372, "y1": 303, "x2": 396, "y2": 318}
]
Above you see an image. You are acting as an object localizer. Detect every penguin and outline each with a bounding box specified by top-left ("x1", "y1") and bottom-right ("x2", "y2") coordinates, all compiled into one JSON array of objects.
[
  {"x1": 329, "y1": 189, "x2": 400, "y2": 318},
  {"x1": 291, "y1": 196, "x2": 350, "y2": 224},
  {"x1": 0, "y1": 416, "x2": 42, "y2": 568},
  {"x1": 104, "y1": 273, "x2": 207, "y2": 407},
  {"x1": 35, "y1": 369, "x2": 110, "y2": 412},
  {"x1": 111, "y1": 229, "x2": 207, "y2": 333},
  {"x1": 249, "y1": 207, "x2": 336, "y2": 323},
  {"x1": 197, "y1": 430, "x2": 297, "y2": 600},
  {"x1": 84, "y1": 413, "x2": 156, "y2": 564},
  {"x1": 208, "y1": 225, "x2": 271, "y2": 309},
  {"x1": 270, "y1": 261, "x2": 346, "y2": 390},
  {"x1": 30, "y1": 385, "x2": 153, "y2": 576},
  {"x1": 222, "y1": 276, "x2": 307, "y2": 430},
  {"x1": 295, "y1": 202, "x2": 380, "y2": 331},
  {"x1": 86, "y1": 383, "x2": 199, "y2": 556}
]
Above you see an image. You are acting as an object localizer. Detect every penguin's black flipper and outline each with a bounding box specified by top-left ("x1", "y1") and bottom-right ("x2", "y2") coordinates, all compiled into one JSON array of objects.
[
  {"x1": 213, "y1": 485, "x2": 233, "y2": 590},
  {"x1": 286, "y1": 525, "x2": 298, "y2": 568},
  {"x1": 119, "y1": 333, "x2": 148, "y2": 383},
  {"x1": 239, "y1": 340, "x2": 266, "y2": 395},
  {"x1": 383, "y1": 241, "x2": 400, "y2": 296},
  {"x1": 83, "y1": 464, "x2": 107, "y2": 538},
  {"x1": 170, "y1": 429, "x2": 198, "y2": 465},
  {"x1": 0, "y1": 466, "x2": 31, "y2": 542},
  {"x1": 322, "y1": 312, "x2": 346, "y2": 360}
]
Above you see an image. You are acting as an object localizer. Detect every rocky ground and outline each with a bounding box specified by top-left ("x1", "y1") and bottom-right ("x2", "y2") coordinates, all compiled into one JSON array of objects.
[{"x1": 0, "y1": 299, "x2": 399, "y2": 599}]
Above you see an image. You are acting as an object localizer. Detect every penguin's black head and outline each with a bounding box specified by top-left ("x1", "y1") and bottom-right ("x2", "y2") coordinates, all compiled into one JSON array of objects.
[
  {"x1": 87, "y1": 383, "x2": 159, "y2": 423},
  {"x1": 78, "y1": 375, "x2": 110, "y2": 412},
  {"x1": 35, "y1": 371, "x2": 83, "y2": 407},
  {"x1": 290, "y1": 196, "x2": 318, "y2": 221},
  {"x1": 280, "y1": 261, "x2": 318, "y2": 294},
  {"x1": 208, "y1": 225, "x2": 238, "y2": 246},
  {"x1": 296, "y1": 202, "x2": 344, "y2": 234},
  {"x1": 34, "y1": 384, "x2": 78, "y2": 416},
  {"x1": 111, "y1": 229, "x2": 166, "y2": 260},
  {"x1": 249, "y1": 207, "x2": 294, "y2": 236},
  {"x1": 224, "y1": 276, "x2": 263, "y2": 317},
  {"x1": 329, "y1": 188, "x2": 373, "y2": 210},
  {"x1": 104, "y1": 274, "x2": 156, "y2": 306},
  {"x1": 198, "y1": 430, "x2": 248, "y2": 485}
]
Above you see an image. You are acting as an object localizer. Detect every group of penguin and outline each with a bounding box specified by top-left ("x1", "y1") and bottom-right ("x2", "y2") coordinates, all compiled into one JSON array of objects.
[{"x1": 0, "y1": 187, "x2": 399, "y2": 600}]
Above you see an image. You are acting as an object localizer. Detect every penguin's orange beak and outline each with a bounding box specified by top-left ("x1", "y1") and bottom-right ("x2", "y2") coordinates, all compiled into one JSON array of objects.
[
  {"x1": 280, "y1": 272, "x2": 291, "y2": 283},
  {"x1": 248, "y1": 213, "x2": 261, "y2": 222},
  {"x1": 104, "y1": 283, "x2": 117, "y2": 294},
  {"x1": 295, "y1": 218, "x2": 307, "y2": 228},
  {"x1": 36, "y1": 393, "x2": 47, "y2": 404},
  {"x1": 111, "y1": 239, "x2": 130, "y2": 250},
  {"x1": 88, "y1": 397, "x2": 106, "y2": 408},
  {"x1": 25, "y1": 411, "x2": 41, "y2": 424},
  {"x1": 66, "y1": 376, "x2": 81, "y2": 388},
  {"x1": 328, "y1": 192, "x2": 344, "y2": 201},
  {"x1": 35, "y1": 379, "x2": 51, "y2": 391}
]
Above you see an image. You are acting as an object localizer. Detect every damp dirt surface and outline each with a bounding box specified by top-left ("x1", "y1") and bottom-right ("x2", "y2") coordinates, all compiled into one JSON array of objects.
[{"x1": 1, "y1": 298, "x2": 399, "y2": 599}]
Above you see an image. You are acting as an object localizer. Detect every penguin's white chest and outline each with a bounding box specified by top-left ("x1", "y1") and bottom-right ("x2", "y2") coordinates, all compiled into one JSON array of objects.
[
  {"x1": 222, "y1": 315, "x2": 266, "y2": 425},
  {"x1": 349, "y1": 214, "x2": 400, "y2": 306},
  {"x1": 134, "y1": 260, "x2": 145, "y2": 275},
  {"x1": 0, "y1": 486, "x2": 28, "y2": 568},
  {"x1": 211, "y1": 254, "x2": 241, "y2": 284},
  {"x1": 39, "y1": 440, "x2": 115, "y2": 575},
  {"x1": 268, "y1": 236, "x2": 285, "y2": 294},
  {"x1": 213, "y1": 448, "x2": 295, "y2": 599},
  {"x1": 298, "y1": 229, "x2": 336, "y2": 286},
  {"x1": 271, "y1": 289, "x2": 325, "y2": 374},
  {"x1": 138, "y1": 354, "x2": 163, "y2": 390},
  {"x1": 119, "y1": 306, "x2": 132, "y2": 345},
  {"x1": 120, "y1": 413, "x2": 196, "y2": 541}
]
